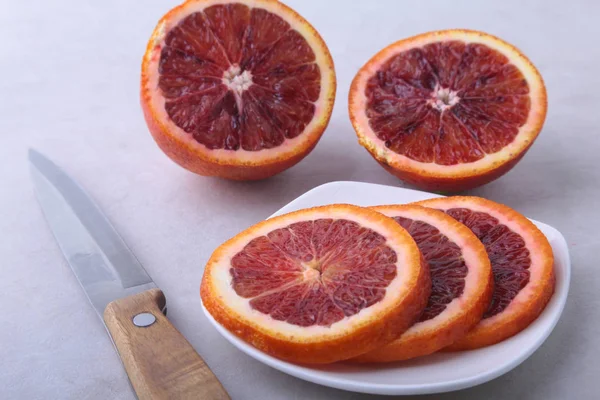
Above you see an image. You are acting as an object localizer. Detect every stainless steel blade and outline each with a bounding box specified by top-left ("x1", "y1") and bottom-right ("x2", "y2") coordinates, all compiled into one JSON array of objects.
[{"x1": 28, "y1": 149, "x2": 156, "y2": 319}]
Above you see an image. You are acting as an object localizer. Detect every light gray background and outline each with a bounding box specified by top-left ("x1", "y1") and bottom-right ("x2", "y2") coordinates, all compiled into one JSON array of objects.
[{"x1": 1, "y1": 0, "x2": 597, "y2": 399}]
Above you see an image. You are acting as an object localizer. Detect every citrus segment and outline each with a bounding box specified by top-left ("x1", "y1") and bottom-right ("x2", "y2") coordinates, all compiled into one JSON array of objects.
[
  {"x1": 231, "y1": 219, "x2": 398, "y2": 326},
  {"x1": 201, "y1": 204, "x2": 431, "y2": 363},
  {"x1": 349, "y1": 29, "x2": 547, "y2": 192},
  {"x1": 416, "y1": 196, "x2": 555, "y2": 350},
  {"x1": 142, "y1": 0, "x2": 336, "y2": 180},
  {"x1": 354, "y1": 205, "x2": 492, "y2": 362}
]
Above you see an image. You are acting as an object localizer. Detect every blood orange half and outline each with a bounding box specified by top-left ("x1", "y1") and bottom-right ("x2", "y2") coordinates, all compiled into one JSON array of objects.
[
  {"x1": 353, "y1": 205, "x2": 492, "y2": 362},
  {"x1": 416, "y1": 196, "x2": 554, "y2": 350},
  {"x1": 349, "y1": 30, "x2": 547, "y2": 192},
  {"x1": 201, "y1": 204, "x2": 430, "y2": 363},
  {"x1": 142, "y1": 0, "x2": 336, "y2": 180}
]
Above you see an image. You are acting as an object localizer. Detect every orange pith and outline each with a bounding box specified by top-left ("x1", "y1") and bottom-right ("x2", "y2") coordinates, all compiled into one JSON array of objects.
[
  {"x1": 415, "y1": 196, "x2": 555, "y2": 350},
  {"x1": 141, "y1": 0, "x2": 336, "y2": 180},
  {"x1": 200, "y1": 204, "x2": 431, "y2": 363},
  {"x1": 349, "y1": 29, "x2": 547, "y2": 192},
  {"x1": 353, "y1": 205, "x2": 492, "y2": 362}
]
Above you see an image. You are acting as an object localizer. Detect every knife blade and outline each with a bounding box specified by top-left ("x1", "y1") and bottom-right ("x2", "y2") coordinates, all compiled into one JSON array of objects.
[{"x1": 29, "y1": 149, "x2": 229, "y2": 400}]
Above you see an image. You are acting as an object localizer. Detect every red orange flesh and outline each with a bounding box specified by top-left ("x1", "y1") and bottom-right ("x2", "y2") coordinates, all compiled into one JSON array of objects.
[
  {"x1": 349, "y1": 30, "x2": 547, "y2": 192},
  {"x1": 142, "y1": 0, "x2": 336, "y2": 180}
]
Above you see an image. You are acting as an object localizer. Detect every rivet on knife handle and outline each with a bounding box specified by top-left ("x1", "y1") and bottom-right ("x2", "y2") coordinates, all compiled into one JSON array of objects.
[{"x1": 103, "y1": 288, "x2": 230, "y2": 400}]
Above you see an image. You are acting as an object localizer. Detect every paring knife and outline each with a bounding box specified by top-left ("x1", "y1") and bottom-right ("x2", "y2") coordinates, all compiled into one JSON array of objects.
[{"x1": 28, "y1": 149, "x2": 229, "y2": 400}]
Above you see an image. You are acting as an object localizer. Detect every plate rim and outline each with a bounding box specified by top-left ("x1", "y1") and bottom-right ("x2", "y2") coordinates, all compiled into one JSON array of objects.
[{"x1": 201, "y1": 180, "x2": 571, "y2": 395}]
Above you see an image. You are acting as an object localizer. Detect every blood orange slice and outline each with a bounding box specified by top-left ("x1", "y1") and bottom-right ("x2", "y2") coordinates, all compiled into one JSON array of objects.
[
  {"x1": 353, "y1": 205, "x2": 492, "y2": 362},
  {"x1": 201, "y1": 204, "x2": 430, "y2": 363},
  {"x1": 349, "y1": 30, "x2": 547, "y2": 192},
  {"x1": 416, "y1": 196, "x2": 554, "y2": 350},
  {"x1": 142, "y1": 0, "x2": 336, "y2": 180}
]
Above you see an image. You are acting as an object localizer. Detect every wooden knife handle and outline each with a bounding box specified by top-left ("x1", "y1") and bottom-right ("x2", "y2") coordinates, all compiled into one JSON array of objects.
[{"x1": 103, "y1": 288, "x2": 230, "y2": 400}]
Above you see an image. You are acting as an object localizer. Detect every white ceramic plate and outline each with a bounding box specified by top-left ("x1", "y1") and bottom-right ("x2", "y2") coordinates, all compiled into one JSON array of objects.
[{"x1": 202, "y1": 181, "x2": 571, "y2": 395}]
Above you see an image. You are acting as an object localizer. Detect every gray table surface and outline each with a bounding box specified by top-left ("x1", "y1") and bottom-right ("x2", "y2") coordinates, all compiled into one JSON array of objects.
[{"x1": 2, "y1": 0, "x2": 598, "y2": 399}]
